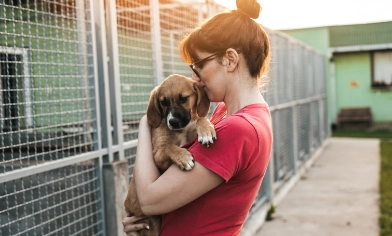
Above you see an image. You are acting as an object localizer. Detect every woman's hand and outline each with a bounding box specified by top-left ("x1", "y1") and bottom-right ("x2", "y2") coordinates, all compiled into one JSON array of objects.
[{"x1": 122, "y1": 209, "x2": 149, "y2": 236}]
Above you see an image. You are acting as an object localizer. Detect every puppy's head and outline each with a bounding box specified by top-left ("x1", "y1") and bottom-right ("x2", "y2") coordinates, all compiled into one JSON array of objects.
[{"x1": 146, "y1": 74, "x2": 210, "y2": 129}]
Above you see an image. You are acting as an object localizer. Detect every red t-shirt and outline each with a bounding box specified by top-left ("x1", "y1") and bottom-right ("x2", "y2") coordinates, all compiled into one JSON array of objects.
[{"x1": 160, "y1": 102, "x2": 272, "y2": 236}]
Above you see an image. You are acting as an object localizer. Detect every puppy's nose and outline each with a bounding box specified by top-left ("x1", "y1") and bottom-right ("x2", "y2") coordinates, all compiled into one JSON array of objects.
[{"x1": 168, "y1": 117, "x2": 181, "y2": 128}]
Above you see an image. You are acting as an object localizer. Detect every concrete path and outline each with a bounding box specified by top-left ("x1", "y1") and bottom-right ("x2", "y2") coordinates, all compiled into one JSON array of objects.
[{"x1": 256, "y1": 138, "x2": 380, "y2": 236}]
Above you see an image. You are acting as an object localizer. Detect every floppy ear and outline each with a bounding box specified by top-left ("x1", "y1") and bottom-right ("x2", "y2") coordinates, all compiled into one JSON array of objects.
[
  {"x1": 194, "y1": 83, "x2": 210, "y2": 117},
  {"x1": 146, "y1": 87, "x2": 162, "y2": 128}
]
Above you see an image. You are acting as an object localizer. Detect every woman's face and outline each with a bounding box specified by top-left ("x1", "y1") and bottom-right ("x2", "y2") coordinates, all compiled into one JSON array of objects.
[{"x1": 190, "y1": 52, "x2": 227, "y2": 103}]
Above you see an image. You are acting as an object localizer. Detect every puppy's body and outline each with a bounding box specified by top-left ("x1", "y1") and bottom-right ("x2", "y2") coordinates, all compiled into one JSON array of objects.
[{"x1": 124, "y1": 74, "x2": 216, "y2": 236}]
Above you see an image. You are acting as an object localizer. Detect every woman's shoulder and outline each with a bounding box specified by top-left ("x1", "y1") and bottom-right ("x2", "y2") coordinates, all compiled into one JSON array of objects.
[
  {"x1": 219, "y1": 103, "x2": 271, "y2": 134},
  {"x1": 211, "y1": 102, "x2": 269, "y2": 123},
  {"x1": 226, "y1": 103, "x2": 270, "y2": 122}
]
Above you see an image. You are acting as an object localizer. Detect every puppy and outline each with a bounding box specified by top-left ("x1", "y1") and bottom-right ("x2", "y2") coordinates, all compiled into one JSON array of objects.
[{"x1": 124, "y1": 74, "x2": 216, "y2": 236}]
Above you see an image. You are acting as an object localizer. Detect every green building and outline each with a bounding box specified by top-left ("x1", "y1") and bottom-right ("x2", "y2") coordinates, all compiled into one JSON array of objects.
[{"x1": 282, "y1": 21, "x2": 392, "y2": 127}]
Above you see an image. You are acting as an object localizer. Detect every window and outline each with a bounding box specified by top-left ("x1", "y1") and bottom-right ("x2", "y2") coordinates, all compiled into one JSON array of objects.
[
  {"x1": 0, "y1": 47, "x2": 32, "y2": 131},
  {"x1": 372, "y1": 51, "x2": 392, "y2": 89},
  {"x1": 1, "y1": 54, "x2": 20, "y2": 130}
]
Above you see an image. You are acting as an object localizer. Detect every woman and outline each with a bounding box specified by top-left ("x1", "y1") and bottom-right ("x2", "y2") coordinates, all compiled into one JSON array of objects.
[{"x1": 123, "y1": 0, "x2": 272, "y2": 235}]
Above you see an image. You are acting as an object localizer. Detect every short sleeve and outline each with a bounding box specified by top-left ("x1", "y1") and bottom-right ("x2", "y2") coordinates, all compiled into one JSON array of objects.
[{"x1": 187, "y1": 116, "x2": 255, "y2": 182}]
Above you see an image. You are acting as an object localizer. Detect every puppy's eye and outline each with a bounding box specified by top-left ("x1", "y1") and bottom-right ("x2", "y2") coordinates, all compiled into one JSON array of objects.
[
  {"x1": 160, "y1": 98, "x2": 169, "y2": 107},
  {"x1": 180, "y1": 96, "x2": 188, "y2": 104}
]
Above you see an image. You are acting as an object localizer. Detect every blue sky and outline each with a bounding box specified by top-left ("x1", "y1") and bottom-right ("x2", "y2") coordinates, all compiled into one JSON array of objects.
[{"x1": 214, "y1": 0, "x2": 392, "y2": 30}]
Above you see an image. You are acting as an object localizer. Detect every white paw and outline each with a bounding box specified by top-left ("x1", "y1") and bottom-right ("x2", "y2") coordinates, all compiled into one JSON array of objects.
[
  {"x1": 196, "y1": 118, "x2": 217, "y2": 147},
  {"x1": 198, "y1": 135, "x2": 215, "y2": 147},
  {"x1": 175, "y1": 152, "x2": 195, "y2": 171},
  {"x1": 184, "y1": 156, "x2": 195, "y2": 171}
]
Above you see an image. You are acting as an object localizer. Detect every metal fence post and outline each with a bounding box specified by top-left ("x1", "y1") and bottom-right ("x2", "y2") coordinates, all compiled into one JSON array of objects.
[
  {"x1": 106, "y1": 0, "x2": 124, "y2": 159},
  {"x1": 266, "y1": 152, "x2": 274, "y2": 202},
  {"x1": 92, "y1": 0, "x2": 113, "y2": 162},
  {"x1": 89, "y1": 1, "x2": 107, "y2": 233},
  {"x1": 307, "y1": 52, "x2": 314, "y2": 154},
  {"x1": 271, "y1": 33, "x2": 279, "y2": 188},
  {"x1": 318, "y1": 56, "x2": 325, "y2": 142},
  {"x1": 330, "y1": 60, "x2": 337, "y2": 126},
  {"x1": 324, "y1": 60, "x2": 331, "y2": 138},
  {"x1": 288, "y1": 40, "x2": 298, "y2": 174},
  {"x1": 150, "y1": 0, "x2": 164, "y2": 86},
  {"x1": 77, "y1": 0, "x2": 94, "y2": 151},
  {"x1": 96, "y1": 0, "x2": 129, "y2": 235}
]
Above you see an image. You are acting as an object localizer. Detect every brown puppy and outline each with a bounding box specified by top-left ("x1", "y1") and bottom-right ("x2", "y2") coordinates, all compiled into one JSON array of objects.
[{"x1": 124, "y1": 74, "x2": 216, "y2": 236}]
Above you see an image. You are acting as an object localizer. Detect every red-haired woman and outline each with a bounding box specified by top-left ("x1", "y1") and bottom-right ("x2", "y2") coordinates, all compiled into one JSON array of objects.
[{"x1": 123, "y1": 0, "x2": 272, "y2": 235}]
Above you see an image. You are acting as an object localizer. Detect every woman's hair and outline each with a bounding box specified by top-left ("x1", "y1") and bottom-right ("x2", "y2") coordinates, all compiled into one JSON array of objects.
[{"x1": 179, "y1": 0, "x2": 271, "y2": 83}]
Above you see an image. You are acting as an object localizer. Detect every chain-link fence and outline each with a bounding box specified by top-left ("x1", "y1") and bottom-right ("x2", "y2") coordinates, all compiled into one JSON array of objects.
[
  {"x1": 263, "y1": 32, "x2": 328, "y2": 193},
  {"x1": 0, "y1": 0, "x2": 328, "y2": 235},
  {"x1": 0, "y1": 0, "x2": 105, "y2": 235}
]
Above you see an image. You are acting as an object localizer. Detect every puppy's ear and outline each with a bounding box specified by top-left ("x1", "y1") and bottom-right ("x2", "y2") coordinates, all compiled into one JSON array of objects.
[
  {"x1": 194, "y1": 83, "x2": 210, "y2": 117},
  {"x1": 146, "y1": 87, "x2": 162, "y2": 128}
]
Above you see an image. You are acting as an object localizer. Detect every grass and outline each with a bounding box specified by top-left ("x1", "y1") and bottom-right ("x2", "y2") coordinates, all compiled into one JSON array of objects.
[
  {"x1": 332, "y1": 129, "x2": 392, "y2": 236},
  {"x1": 332, "y1": 129, "x2": 392, "y2": 139},
  {"x1": 265, "y1": 204, "x2": 276, "y2": 221},
  {"x1": 380, "y1": 139, "x2": 392, "y2": 236}
]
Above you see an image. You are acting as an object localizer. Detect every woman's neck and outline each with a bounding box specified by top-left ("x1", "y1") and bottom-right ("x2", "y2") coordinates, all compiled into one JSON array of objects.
[{"x1": 224, "y1": 83, "x2": 265, "y2": 116}]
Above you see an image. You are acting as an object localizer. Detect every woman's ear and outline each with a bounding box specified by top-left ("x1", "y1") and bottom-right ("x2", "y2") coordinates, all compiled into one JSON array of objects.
[
  {"x1": 225, "y1": 48, "x2": 240, "y2": 72},
  {"x1": 193, "y1": 83, "x2": 210, "y2": 117},
  {"x1": 146, "y1": 87, "x2": 162, "y2": 128}
]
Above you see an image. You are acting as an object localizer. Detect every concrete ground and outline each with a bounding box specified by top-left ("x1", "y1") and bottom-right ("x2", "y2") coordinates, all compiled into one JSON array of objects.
[{"x1": 256, "y1": 138, "x2": 380, "y2": 236}]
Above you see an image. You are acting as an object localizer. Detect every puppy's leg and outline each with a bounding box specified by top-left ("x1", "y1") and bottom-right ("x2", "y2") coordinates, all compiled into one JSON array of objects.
[
  {"x1": 124, "y1": 178, "x2": 161, "y2": 236},
  {"x1": 141, "y1": 215, "x2": 161, "y2": 236},
  {"x1": 124, "y1": 177, "x2": 144, "y2": 216},
  {"x1": 154, "y1": 144, "x2": 195, "y2": 171},
  {"x1": 196, "y1": 117, "x2": 216, "y2": 147}
]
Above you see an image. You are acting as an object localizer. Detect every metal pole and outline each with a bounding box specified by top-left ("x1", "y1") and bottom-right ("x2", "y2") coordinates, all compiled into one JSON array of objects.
[
  {"x1": 106, "y1": 0, "x2": 124, "y2": 160},
  {"x1": 289, "y1": 42, "x2": 298, "y2": 174},
  {"x1": 330, "y1": 60, "x2": 337, "y2": 126},
  {"x1": 92, "y1": 0, "x2": 113, "y2": 162},
  {"x1": 22, "y1": 49, "x2": 33, "y2": 127},
  {"x1": 76, "y1": 0, "x2": 93, "y2": 151},
  {"x1": 150, "y1": 0, "x2": 164, "y2": 86},
  {"x1": 89, "y1": 8, "x2": 109, "y2": 234}
]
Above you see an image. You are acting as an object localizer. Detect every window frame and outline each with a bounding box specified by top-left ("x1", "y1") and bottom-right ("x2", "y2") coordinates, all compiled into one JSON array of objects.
[
  {"x1": 0, "y1": 47, "x2": 33, "y2": 129},
  {"x1": 371, "y1": 50, "x2": 392, "y2": 90}
]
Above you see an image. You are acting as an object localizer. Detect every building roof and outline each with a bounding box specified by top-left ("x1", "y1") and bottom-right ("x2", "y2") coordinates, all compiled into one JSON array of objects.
[{"x1": 329, "y1": 21, "x2": 392, "y2": 47}]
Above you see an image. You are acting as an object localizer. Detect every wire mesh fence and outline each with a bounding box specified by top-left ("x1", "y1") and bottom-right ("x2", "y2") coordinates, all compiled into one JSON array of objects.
[
  {"x1": 0, "y1": 0, "x2": 105, "y2": 235},
  {"x1": 0, "y1": 160, "x2": 103, "y2": 236},
  {"x1": 1, "y1": 0, "x2": 328, "y2": 235},
  {"x1": 0, "y1": 0, "x2": 97, "y2": 173},
  {"x1": 260, "y1": 30, "x2": 328, "y2": 203},
  {"x1": 116, "y1": 0, "x2": 155, "y2": 142}
]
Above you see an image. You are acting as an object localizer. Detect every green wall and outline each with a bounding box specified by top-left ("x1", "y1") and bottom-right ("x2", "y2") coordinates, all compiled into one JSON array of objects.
[
  {"x1": 283, "y1": 27, "x2": 330, "y2": 55},
  {"x1": 334, "y1": 52, "x2": 392, "y2": 122}
]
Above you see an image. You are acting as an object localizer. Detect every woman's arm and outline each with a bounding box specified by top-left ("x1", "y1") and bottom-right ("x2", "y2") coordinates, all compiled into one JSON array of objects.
[{"x1": 134, "y1": 115, "x2": 224, "y2": 216}]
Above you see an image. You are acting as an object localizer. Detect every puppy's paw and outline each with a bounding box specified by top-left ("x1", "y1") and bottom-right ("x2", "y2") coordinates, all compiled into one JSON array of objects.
[
  {"x1": 196, "y1": 118, "x2": 216, "y2": 147},
  {"x1": 173, "y1": 149, "x2": 195, "y2": 171}
]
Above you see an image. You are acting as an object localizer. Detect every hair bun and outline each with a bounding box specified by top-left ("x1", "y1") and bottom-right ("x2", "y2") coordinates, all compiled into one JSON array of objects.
[{"x1": 236, "y1": 0, "x2": 261, "y2": 19}]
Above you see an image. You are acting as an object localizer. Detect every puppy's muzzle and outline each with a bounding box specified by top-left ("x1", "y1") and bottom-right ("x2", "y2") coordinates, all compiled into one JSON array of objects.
[{"x1": 166, "y1": 107, "x2": 191, "y2": 130}]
